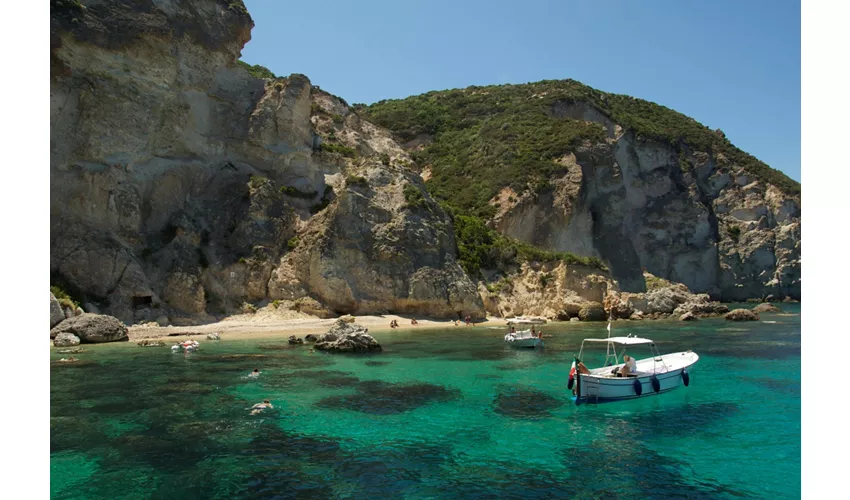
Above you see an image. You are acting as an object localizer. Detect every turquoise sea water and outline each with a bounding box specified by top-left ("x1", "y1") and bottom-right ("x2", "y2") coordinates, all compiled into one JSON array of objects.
[{"x1": 51, "y1": 305, "x2": 801, "y2": 499}]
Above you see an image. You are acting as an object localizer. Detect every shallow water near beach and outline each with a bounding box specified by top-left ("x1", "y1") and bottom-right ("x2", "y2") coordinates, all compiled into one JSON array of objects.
[{"x1": 51, "y1": 304, "x2": 800, "y2": 499}]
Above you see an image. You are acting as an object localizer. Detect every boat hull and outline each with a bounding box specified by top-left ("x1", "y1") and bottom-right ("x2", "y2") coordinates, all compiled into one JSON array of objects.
[
  {"x1": 573, "y1": 351, "x2": 698, "y2": 405},
  {"x1": 504, "y1": 334, "x2": 543, "y2": 348}
]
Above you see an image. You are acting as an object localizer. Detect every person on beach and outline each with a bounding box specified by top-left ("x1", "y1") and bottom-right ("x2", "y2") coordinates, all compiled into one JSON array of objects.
[
  {"x1": 249, "y1": 368, "x2": 261, "y2": 378},
  {"x1": 411, "y1": 318, "x2": 418, "y2": 326},
  {"x1": 250, "y1": 400, "x2": 273, "y2": 415}
]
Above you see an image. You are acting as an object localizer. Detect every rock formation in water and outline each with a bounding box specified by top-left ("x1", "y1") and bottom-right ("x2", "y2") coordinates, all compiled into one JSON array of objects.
[
  {"x1": 50, "y1": 313, "x2": 129, "y2": 343},
  {"x1": 314, "y1": 319, "x2": 382, "y2": 352},
  {"x1": 50, "y1": 0, "x2": 483, "y2": 324}
]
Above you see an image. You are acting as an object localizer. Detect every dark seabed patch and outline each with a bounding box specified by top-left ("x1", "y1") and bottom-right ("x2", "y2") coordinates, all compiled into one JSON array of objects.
[
  {"x1": 493, "y1": 386, "x2": 564, "y2": 419},
  {"x1": 334, "y1": 440, "x2": 454, "y2": 498},
  {"x1": 602, "y1": 402, "x2": 740, "y2": 440},
  {"x1": 318, "y1": 375, "x2": 362, "y2": 388},
  {"x1": 364, "y1": 360, "x2": 391, "y2": 367},
  {"x1": 559, "y1": 441, "x2": 751, "y2": 498},
  {"x1": 316, "y1": 380, "x2": 461, "y2": 415},
  {"x1": 743, "y1": 377, "x2": 801, "y2": 396}
]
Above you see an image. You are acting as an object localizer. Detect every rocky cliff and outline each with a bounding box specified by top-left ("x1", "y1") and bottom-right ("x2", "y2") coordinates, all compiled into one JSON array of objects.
[
  {"x1": 364, "y1": 82, "x2": 802, "y2": 302},
  {"x1": 50, "y1": 0, "x2": 483, "y2": 324}
]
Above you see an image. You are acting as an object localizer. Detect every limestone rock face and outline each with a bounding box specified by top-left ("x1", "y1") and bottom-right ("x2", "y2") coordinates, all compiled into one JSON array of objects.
[
  {"x1": 50, "y1": 0, "x2": 482, "y2": 323},
  {"x1": 578, "y1": 303, "x2": 607, "y2": 322},
  {"x1": 478, "y1": 261, "x2": 611, "y2": 320},
  {"x1": 268, "y1": 162, "x2": 484, "y2": 319},
  {"x1": 50, "y1": 313, "x2": 129, "y2": 343},
  {"x1": 481, "y1": 105, "x2": 801, "y2": 301}
]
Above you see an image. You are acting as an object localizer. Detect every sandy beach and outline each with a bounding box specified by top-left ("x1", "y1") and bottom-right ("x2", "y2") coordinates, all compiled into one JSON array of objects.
[{"x1": 129, "y1": 309, "x2": 509, "y2": 341}]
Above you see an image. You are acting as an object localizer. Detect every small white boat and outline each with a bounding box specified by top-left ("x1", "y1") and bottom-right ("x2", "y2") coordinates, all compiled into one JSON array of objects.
[
  {"x1": 568, "y1": 325, "x2": 697, "y2": 404},
  {"x1": 504, "y1": 320, "x2": 544, "y2": 348}
]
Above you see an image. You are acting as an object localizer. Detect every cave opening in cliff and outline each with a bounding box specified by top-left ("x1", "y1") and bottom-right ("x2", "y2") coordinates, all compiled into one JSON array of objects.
[{"x1": 132, "y1": 296, "x2": 153, "y2": 309}]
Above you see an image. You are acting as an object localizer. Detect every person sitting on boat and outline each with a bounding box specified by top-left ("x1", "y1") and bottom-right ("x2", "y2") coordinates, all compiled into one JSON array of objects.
[
  {"x1": 618, "y1": 355, "x2": 637, "y2": 377},
  {"x1": 577, "y1": 361, "x2": 590, "y2": 375}
]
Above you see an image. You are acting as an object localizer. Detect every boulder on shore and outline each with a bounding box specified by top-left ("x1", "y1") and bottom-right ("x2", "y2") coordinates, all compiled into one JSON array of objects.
[
  {"x1": 753, "y1": 303, "x2": 781, "y2": 314},
  {"x1": 206, "y1": 332, "x2": 221, "y2": 340},
  {"x1": 725, "y1": 309, "x2": 760, "y2": 322},
  {"x1": 50, "y1": 294, "x2": 65, "y2": 328},
  {"x1": 50, "y1": 313, "x2": 129, "y2": 343},
  {"x1": 304, "y1": 333, "x2": 319, "y2": 343},
  {"x1": 288, "y1": 335, "x2": 304, "y2": 345},
  {"x1": 53, "y1": 332, "x2": 81, "y2": 347},
  {"x1": 314, "y1": 319, "x2": 382, "y2": 352}
]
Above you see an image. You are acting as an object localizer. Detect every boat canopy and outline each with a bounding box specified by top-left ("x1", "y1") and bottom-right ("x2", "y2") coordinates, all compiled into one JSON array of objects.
[
  {"x1": 582, "y1": 336, "x2": 654, "y2": 345},
  {"x1": 506, "y1": 318, "x2": 545, "y2": 325}
]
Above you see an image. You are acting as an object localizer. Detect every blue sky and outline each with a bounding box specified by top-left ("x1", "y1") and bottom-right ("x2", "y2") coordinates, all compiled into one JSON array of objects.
[{"x1": 241, "y1": 0, "x2": 800, "y2": 182}]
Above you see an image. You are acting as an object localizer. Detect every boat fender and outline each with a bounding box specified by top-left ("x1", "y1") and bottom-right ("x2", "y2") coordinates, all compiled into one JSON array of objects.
[
  {"x1": 651, "y1": 375, "x2": 661, "y2": 393},
  {"x1": 633, "y1": 379, "x2": 642, "y2": 396},
  {"x1": 567, "y1": 376, "x2": 574, "y2": 390},
  {"x1": 682, "y1": 370, "x2": 690, "y2": 387}
]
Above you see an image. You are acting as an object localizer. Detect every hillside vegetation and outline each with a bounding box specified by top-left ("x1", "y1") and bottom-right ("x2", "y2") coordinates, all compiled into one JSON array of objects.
[{"x1": 362, "y1": 79, "x2": 800, "y2": 219}]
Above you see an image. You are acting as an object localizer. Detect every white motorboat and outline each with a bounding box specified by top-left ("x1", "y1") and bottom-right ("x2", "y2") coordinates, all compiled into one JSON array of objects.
[
  {"x1": 504, "y1": 320, "x2": 544, "y2": 348},
  {"x1": 568, "y1": 325, "x2": 697, "y2": 404}
]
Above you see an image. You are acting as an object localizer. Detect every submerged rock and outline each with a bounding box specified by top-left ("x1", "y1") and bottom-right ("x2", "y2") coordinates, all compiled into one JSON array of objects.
[
  {"x1": 137, "y1": 340, "x2": 165, "y2": 347},
  {"x1": 288, "y1": 335, "x2": 304, "y2": 345},
  {"x1": 314, "y1": 319, "x2": 381, "y2": 352},
  {"x1": 725, "y1": 309, "x2": 760, "y2": 322},
  {"x1": 53, "y1": 332, "x2": 81, "y2": 347},
  {"x1": 50, "y1": 313, "x2": 129, "y2": 343}
]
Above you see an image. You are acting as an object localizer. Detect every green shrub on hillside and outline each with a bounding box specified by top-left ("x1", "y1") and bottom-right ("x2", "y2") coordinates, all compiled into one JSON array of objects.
[
  {"x1": 237, "y1": 60, "x2": 276, "y2": 79},
  {"x1": 364, "y1": 79, "x2": 800, "y2": 218},
  {"x1": 403, "y1": 183, "x2": 426, "y2": 209},
  {"x1": 319, "y1": 143, "x2": 357, "y2": 158}
]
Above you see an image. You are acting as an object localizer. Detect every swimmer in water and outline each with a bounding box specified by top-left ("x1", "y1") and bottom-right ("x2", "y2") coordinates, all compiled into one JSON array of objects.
[
  {"x1": 248, "y1": 368, "x2": 260, "y2": 378},
  {"x1": 250, "y1": 400, "x2": 273, "y2": 415}
]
